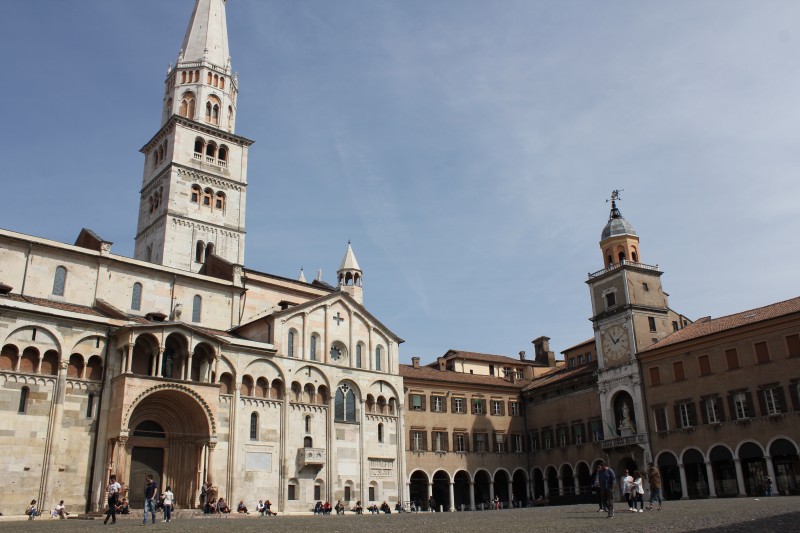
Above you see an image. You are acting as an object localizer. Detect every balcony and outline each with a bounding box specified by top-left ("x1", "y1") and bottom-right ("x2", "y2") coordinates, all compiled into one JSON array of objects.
[
  {"x1": 298, "y1": 447, "x2": 325, "y2": 467},
  {"x1": 588, "y1": 260, "x2": 660, "y2": 280},
  {"x1": 600, "y1": 433, "x2": 647, "y2": 450}
]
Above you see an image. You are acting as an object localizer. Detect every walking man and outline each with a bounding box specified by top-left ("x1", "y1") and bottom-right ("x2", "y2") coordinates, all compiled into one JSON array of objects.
[
  {"x1": 646, "y1": 463, "x2": 663, "y2": 510},
  {"x1": 142, "y1": 474, "x2": 158, "y2": 525},
  {"x1": 597, "y1": 461, "x2": 616, "y2": 518},
  {"x1": 104, "y1": 475, "x2": 121, "y2": 525}
]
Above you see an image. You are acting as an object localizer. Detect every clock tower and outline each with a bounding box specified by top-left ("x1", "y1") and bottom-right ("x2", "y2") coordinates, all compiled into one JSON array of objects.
[{"x1": 586, "y1": 191, "x2": 682, "y2": 469}]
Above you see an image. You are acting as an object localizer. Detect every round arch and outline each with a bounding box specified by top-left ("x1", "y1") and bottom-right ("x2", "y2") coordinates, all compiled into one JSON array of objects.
[
  {"x1": 453, "y1": 470, "x2": 471, "y2": 510},
  {"x1": 473, "y1": 469, "x2": 492, "y2": 508},
  {"x1": 656, "y1": 450, "x2": 681, "y2": 500},
  {"x1": 431, "y1": 470, "x2": 450, "y2": 511},
  {"x1": 409, "y1": 470, "x2": 429, "y2": 509},
  {"x1": 708, "y1": 444, "x2": 737, "y2": 497}
]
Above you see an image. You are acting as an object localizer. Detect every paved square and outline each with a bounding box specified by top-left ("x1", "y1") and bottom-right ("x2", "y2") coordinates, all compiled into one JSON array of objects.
[{"x1": 2, "y1": 497, "x2": 798, "y2": 533}]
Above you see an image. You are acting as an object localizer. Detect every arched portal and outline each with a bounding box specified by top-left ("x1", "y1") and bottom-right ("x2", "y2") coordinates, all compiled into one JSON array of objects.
[
  {"x1": 532, "y1": 469, "x2": 545, "y2": 500},
  {"x1": 473, "y1": 470, "x2": 492, "y2": 508},
  {"x1": 124, "y1": 388, "x2": 213, "y2": 509},
  {"x1": 770, "y1": 438, "x2": 799, "y2": 495},
  {"x1": 432, "y1": 470, "x2": 450, "y2": 511},
  {"x1": 512, "y1": 470, "x2": 527, "y2": 506},
  {"x1": 409, "y1": 470, "x2": 429, "y2": 509},
  {"x1": 560, "y1": 464, "x2": 574, "y2": 496},
  {"x1": 683, "y1": 448, "x2": 708, "y2": 498},
  {"x1": 657, "y1": 452, "x2": 681, "y2": 500},
  {"x1": 453, "y1": 470, "x2": 471, "y2": 510},
  {"x1": 545, "y1": 466, "x2": 558, "y2": 497},
  {"x1": 493, "y1": 469, "x2": 510, "y2": 506},
  {"x1": 739, "y1": 442, "x2": 765, "y2": 496},
  {"x1": 709, "y1": 445, "x2": 737, "y2": 497},
  {"x1": 576, "y1": 463, "x2": 592, "y2": 496}
]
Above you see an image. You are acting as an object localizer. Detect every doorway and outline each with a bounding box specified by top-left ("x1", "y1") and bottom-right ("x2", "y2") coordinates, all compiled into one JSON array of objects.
[{"x1": 129, "y1": 447, "x2": 163, "y2": 507}]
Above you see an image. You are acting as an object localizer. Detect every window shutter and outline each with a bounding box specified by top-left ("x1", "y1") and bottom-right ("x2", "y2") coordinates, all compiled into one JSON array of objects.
[
  {"x1": 717, "y1": 397, "x2": 727, "y2": 422},
  {"x1": 410, "y1": 430, "x2": 415, "y2": 450},
  {"x1": 776, "y1": 386, "x2": 787, "y2": 413},
  {"x1": 443, "y1": 432, "x2": 449, "y2": 452},
  {"x1": 441, "y1": 397, "x2": 448, "y2": 413},
  {"x1": 688, "y1": 402, "x2": 697, "y2": 426},
  {"x1": 421, "y1": 395, "x2": 427, "y2": 412},
  {"x1": 421, "y1": 431, "x2": 427, "y2": 451},
  {"x1": 500, "y1": 401, "x2": 505, "y2": 416},
  {"x1": 673, "y1": 404, "x2": 681, "y2": 428},
  {"x1": 757, "y1": 389, "x2": 768, "y2": 416},
  {"x1": 790, "y1": 384, "x2": 800, "y2": 411},
  {"x1": 451, "y1": 397, "x2": 458, "y2": 413},
  {"x1": 745, "y1": 391, "x2": 755, "y2": 418},
  {"x1": 473, "y1": 432, "x2": 479, "y2": 451},
  {"x1": 700, "y1": 400, "x2": 709, "y2": 425}
]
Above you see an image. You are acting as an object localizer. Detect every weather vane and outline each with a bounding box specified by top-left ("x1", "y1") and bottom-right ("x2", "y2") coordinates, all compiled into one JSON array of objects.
[{"x1": 607, "y1": 189, "x2": 624, "y2": 204}]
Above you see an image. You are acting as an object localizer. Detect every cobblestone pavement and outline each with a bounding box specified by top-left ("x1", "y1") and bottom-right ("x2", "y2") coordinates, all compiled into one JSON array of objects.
[{"x1": 1, "y1": 497, "x2": 798, "y2": 533}]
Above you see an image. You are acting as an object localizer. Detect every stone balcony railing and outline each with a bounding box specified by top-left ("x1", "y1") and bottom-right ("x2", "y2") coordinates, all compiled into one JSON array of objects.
[
  {"x1": 588, "y1": 260, "x2": 660, "y2": 279},
  {"x1": 298, "y1": 447, "x2": 325, "y2": 467},
  {"x1": 600, "y1": 433, "x2": 647, "y2": 450}
]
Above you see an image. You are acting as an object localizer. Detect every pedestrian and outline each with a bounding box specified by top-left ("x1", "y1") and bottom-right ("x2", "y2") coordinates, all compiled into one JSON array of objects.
[
  {"x1": 52, "y1": 500, "x2": 69, "y2": 519},
  {"x1": 104, "y1": 475, "x2": 121, "y2": 525},
  {"x1": 646, "y1": 463, "x2": 663, "y2": 510},
  {"x1": 26, "y1": 499, "x2": 38, "y2": 520},
  {"x1": 763, "y1": 476, "x2": 773, "y2": 497},
  {"x1": 621, "y1": 469, "x2": 634, "y2": 511},
  {"x1": 592, "y1": 464, "x2": 606, "y2": 512},
  {"x1": 142, "y1": 474, "x2": 158, "y2": 525},
  {"x1": 632, "y1": 471, "x2": 645, "y2": 512},
  {"x1": 162, "y1": 486, "x2": 174, "y2": 522},
  {"x1": 199, "y1": 480, "x2": 208, "y2": 510},
  {"x1": 597, "y1": 461, "x2": 616, "y2": 518},
  {"x1": 429, "y1": 496, "x2": 438, "y2": 512}
]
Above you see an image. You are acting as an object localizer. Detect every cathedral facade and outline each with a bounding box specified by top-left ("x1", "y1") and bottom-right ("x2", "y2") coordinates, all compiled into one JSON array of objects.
[{"x1": 0, "y1": 0, "x2": 405, "y2": 515}]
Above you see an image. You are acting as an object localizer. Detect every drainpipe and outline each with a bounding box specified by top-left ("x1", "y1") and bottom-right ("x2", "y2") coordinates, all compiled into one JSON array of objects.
[{"x1": 20, "y1": 242, "x2": 33, "y2": 296}]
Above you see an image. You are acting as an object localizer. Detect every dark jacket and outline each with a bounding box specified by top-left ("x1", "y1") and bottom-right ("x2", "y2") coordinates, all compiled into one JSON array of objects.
[{"x1": 598, "y1": 468, "x2": 616, "y2": 490}]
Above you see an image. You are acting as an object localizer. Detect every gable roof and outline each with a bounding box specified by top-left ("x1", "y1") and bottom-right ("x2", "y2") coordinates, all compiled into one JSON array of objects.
[
  {"x1": 641, "y1": 295, "x2": 800, "y2": 353},
  {"x1": 439, "y1": 349, "x2": 545, "y2": 367},
  {"x1": 523, "y1": 360, "x2": 597, "y2": 391},
  {"x1": 0, "y1": 293, "x2": 108, "y2": 318},
  {"x1": 400, "y1": 364, "x2": 528, "y2": 389}
]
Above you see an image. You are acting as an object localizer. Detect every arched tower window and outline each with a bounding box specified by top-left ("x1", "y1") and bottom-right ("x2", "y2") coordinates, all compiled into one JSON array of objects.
[
  {"x1": 192, "y1": 294, "x2": 202, "y2": 322},
  {"x1": 618, "y1": 251, "x2": 626, "y2": 262},
  {"x1": 194, "y1": 138, "x2": 204, "y2": 155},
  {"x1": 227, "y1": 106, "x2": 233, "y2": 130},
  {"x1": 310, "y1": 334, "x2": 317, "y2": 361},
  {"x1": 375, "y1": 345, "x2": 383, "y2": 371},
  {"x1": 52, "y1": 266, "x2": 67, "y2": 296},
  {"x1": 205, "y1": 142, "x2": 216, "y2": 160},
  {"x1": 131, "y1": 282, "x2": 143, "y2": 311},
  {"x1": 18, "y1": 386, "x2": 29, "y2": 414},
  {"x1": 305, "y1": 415, "x2": 311, "y2": 433},
  {"x1": 250, "y1": 412, "x2": 258, "y2": 440},
  {"x1": 288, "y1": 330, "x2": 295, "y2": 357},
  {"x1": 195, "y1": 241, "x2": 205, "y2": 263},
  {"x1": 179, "y1": 92, "x2": 196, "y2": 119},
  {"x1": 378, "y1": 423, "x2": 384, "y2": 443},
  {"x1": 202, "y1": 188, "x2": 213, "y2": 206},
  {"x1": 207, "y1": 72, "x2": 213, "y2": 85},
  {"x1": 220, "y1": 77, "x2": 225, "y2": 89},
  {"x1": 218, "y1": 146, "x2": 228, "y2": 163},
  {"x1": 215, "y1": 192, "x2": 226, "y2": 211},
  {"x1": 191, "y1": 185, "x2": 202, "y2": 203},
  {"x1": 356, "y1": 343, "x2": 363, "y2": 368},
  {"x1": 205, "y1": 242, "x2": 215, "y2": 261}
]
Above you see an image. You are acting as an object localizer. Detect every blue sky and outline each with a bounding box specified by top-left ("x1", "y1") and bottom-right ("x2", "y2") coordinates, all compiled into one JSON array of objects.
[{"x1": 2, "y1": 1, "x2": 800, "y2": 362}]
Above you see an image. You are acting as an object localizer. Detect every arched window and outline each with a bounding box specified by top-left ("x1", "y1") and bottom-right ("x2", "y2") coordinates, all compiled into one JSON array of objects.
[
  {"x1": 205, "y1": 101, "x2": 212, "y2": 122},
  {"x1": 288, "y1": 331, "x2": 295, "y2": 357},
  {"x1": 218, "y1": 146, "x2": 228, "y2": 163},
  {"x1": 52, "y1": 266, "x2": 67, "y2": 296},
  {"x1": 250, "y1": 412, "x2": 258, "y2": 440},
  {"x1": 194, "y1": 70, "x2": 200, "y2": 82},
  {"x1": 181, "y1": 71, "x2": 186, "y2": 84},
  {"x1": 191, "y1": 185, "x2": 202, "y2": 203},
  {"x1": 195, "y1": 241, "x2": 205, "y2": 263},
  {"x1": 205, "y1": 242, "x2": 215, "y2": 261},
  {"x1": 305, "y1": 415, "x2": 311, "y2": 433},
  {"x1": 356, "y1": 343, "x2": 363, "y2": 368},
  {"x1": 375, "y1": 345, "x2": 382, "y2": 371},
  {"x1": 179, "y1": 92, "x2": 195, "y2": 119},
  {"x1": 207, "y1": 72, "x2": 213, "y2": 85},
  {"x1": 145, "y1": 244, "x2": 153, "y2": 262},
  {"x1": 19, "y1": 386, "x2": 29, "y2": 413},
  {"x1": 304, "y1": 436, "x2": 313, "y2": 448},
  {"x1": 202, "y1": 188, "x2": 213, "y2": 206},
  {"x1": 618, "y1": 251, "x2": 625, "y2": 262},
  {"x1": 335, "y1": 385, "x2": 357, "y2": 422},
  {"x1": 378, "y1": 423, "x2": 384, "y2": 443},
  {"x1": 213, "y1": 74, "x2": 219, "y2": 87},
  {"x1": 205, "y1": 142, "x2": 216, "y2": 160},
  {"x1": 220, "y1": 77, "x2": 225, "y2": 89},
  {"x1": 194, "y1": 138, "x2": 204, "y2": 155},
  {"x1": 86, "y1": 393, "x2": 95, "y2": 418},
  {"x1": 310, "y1": 334, "x2": 317, "y2": 361},
  {"x1": 131, "y1": 282, "x2": 143, "y2": 311},
  {"x1": 215, "y1": 192, "x2": 225, "y2": 211},
  {"x1": 192, "y1": 295, "x2": 202, "y2": 322},
  {"x1": 212, "y1": 104, "x2": 220, "y2": 124},
  {"x1": 207, "y1": 96, "x2": 221, "y2": 126}
]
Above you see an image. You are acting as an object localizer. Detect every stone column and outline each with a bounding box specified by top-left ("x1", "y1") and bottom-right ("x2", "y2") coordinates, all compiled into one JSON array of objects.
[
  {"x1": 469, "y1": 480, "x2": 476, "y2": 511},
  {"x1": 574, "y1": 475, "x2": 581, "y2": 496},
  {"x1": 125, "y1": 344, "x2": 133, "y2": 374},
  {"x1": 36, "y1": 353, "x2": 43, "y2": 374},
  {"x1": 302, "y1": 312, "x2": 308, "y2": 360},
  {"x1": 207, "y1": 441, "x2": 216, "y2": 485},
  {"x1": 678, "y1": 463, "x2": 689, "y2": 500},
  {"x1": 41, "y1": 360, "x2": 68, "y2": 510},
  {"x1": 185, "y1": 351, "x2": 193, "y2": 381},
  {"x1": 213, "y1": 355, "x2": 220, "y2": 383},
  {"x1": 733, "y1": 458, "x2": 747, "y2": 496},
  {"x1": 705, "y1": 462, "x2": 717, "y2": 497},
  {"x1": 155, "y1": 348, "x2": 164, "y2": 378},
  {"x1": 449, "y1": 481, "x2": 455, "y2": 512},
  {"x1": 764, "y1": 456, "x2": 777, "y2": 494},
  {"x1": 427, "y1": 481, "x2": 433, "y2": 500},
  {"x1": 557, "y1": 475, "x2": 564, "y2": 496},
  {"x1": 488, "y1": 480, "x2": 494, "y2": 503},
  {"x1": 507, "y1": 479, "x2": 513, "y2": 507},
  {"x1": 324, "y1": 305, "x2": 330, "y2": 363}
]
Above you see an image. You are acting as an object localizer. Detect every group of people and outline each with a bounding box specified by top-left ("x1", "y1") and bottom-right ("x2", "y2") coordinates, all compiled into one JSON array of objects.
[
  {"x1": 103, "y1": 474, "x2": 174, "y2": 525},
  {"x1": 593, "y1": 461, "x2": 663, "y2": 518},
  {"x1": 254, "y1": 499, "x2": 277, "y2": 516}
]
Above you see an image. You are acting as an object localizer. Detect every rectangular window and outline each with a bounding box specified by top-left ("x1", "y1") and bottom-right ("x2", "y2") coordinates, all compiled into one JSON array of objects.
[
  {"x1": 643, "y1": 282, "x2": 649, "y2": 291},
  {"x1": 787, "y1": 334, "x2": 800, "y2": 358},
  {"x1": 653, "y1": 406, "x2": 668, "y2": 432},
  {"x1": 705, "y1": 397, "x2": 721, "y2": 424},
  {"x1": 514, "y1": 434, "x2": 524, "y2": 452},
  {"x1": 589, "y1": 420, "x2": 603, "y2": 441},
  {"x1": 725, "y1": 348, "x2": 740, "y2": 370},
  {"x1": 288, "y1": 484, "x2": 297, "y2": 500},
  {"x1": 698, "y1": 354, "x2": 712, "y2": 376},
  {"x1": 495, "y1": 433, "x2": 505, "y2": 453},
  {"x1": 434, "y1": 431, "x2": 448, "y2": 452},
  {"x1": 573, "y1": 424, "x2": 584, "y2": 444},
  {"x1": 648, "y1": 316, "x2": 657, "y2": 332},
  {"x1": 764, "y1": 388, "x2": 781, "y2": 415},
  {"x1": 472, "y1": 398, "x2": 484, "y2": 415},
  {"x1": 411, "y1": 394, "x2": 424, "y2": 411},
  {"x1": 544, "y1": 432, "x2": 552, "y2": 450},
  {"x1": 672, "y1": 321, "x2": 679, "y2": 332},
  {"x1": 412, "y1": 431, "x2": 425, "y2": 451},
  {"x1": 314, "y1": 484, "x2": 321, "y2": 501},
  {"x1": 433, "y1": 396, "x2": 444, "y2": 412},
  {"x1": 344, "y1": 486, "x2": 351, "y2": 502},
  {"x1": 509, "y1": 401, "x2": 519, "y2": 416},
  {"x1": 577, "y1": 355, "x2": 584, "y2": 365},
  {"x1": 86, "y1": 394, "x2": 95, "y2": 418},
  {"x1": 568, "y1": 359, "x2": 575, "y2": 368},
  {"x1": 754, "y1": 341, "x2": 771, "y2": 365},
  {"x1": 649, "y1": 366, "x2": 662, "y2": 386},
  {"x1": 368, "y1": 486, "x2": 375, "y2": 502},
  {"x1": 605, "y1": 292, "x2": 616, "y2": 308},
  {"x1": 734, "y1": 392, "x2": 748, "y2": 420},
  {"x1": 529, "y1": 433, "x2": 539, "y2": 451},
  {"x1": 453, "y1": 397, "x2": 465, "y2": 413},
  {"x1": 476, "y1": 433, "x2": 487, "y2": 453},
  {"x1": 673, "y1": 361, "x2": 686, "y2": 382},
  {"x1": 558, "y1": 427, "x2": 567, "y2": 447},
  {"x1": 679, "y1": 403, "x2": 693, "y2": 428},
  {"x1": 492, "y1": 400, "x2": 503, "y2": 416},
  {"x1": 455, "y1": 433, "x2": 466, "y2": 453},
  {"x1": 586, "y1": 353, "x2": 593, "y2": 363}
]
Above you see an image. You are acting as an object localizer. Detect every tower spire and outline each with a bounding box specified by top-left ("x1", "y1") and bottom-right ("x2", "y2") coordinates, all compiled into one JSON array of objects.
[
  {"x1": 337, "y1": 242, "x2": 363, "y2": 304},
  {"x1": 180, "y1": 0, "x2": 230, "y2": 68}
]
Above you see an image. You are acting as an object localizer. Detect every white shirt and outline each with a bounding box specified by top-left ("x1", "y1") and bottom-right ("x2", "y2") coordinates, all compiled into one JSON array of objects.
[{"x1": 622, "y1": 474, "x2": 633, "y2": 493}]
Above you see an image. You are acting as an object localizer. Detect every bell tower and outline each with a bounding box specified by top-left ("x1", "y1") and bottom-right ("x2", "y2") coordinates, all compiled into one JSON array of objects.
[
  {"x1": 337, "y1": 242, "x2": 363, "y2": 305},
  {"x1": 134, "y1": 0, "x2": 254, "y2": 272}
]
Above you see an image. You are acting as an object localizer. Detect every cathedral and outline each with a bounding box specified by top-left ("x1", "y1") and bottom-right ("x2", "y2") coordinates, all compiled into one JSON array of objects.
[{"x1": 0, "y1": 0, "x2": 405, "y2": 514}]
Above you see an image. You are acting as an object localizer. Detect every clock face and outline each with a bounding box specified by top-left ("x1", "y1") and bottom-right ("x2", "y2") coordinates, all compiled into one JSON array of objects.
[{"x1": 602, "y1": 325, "x2": 629, "y2": 364}]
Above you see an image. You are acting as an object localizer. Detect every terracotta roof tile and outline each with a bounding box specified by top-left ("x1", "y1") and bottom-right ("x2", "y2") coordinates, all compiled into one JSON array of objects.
[
  {"x1": 523, "y1": 361, "x2": 598, "y2": 391},
  {"x1": 561, "y1": 338, "x2": 595, "y2": 354},
  {"x1": 0, "y1": 293, "x2": 107, "y2": 317},
  {"x1": 439, "y1": 349, "x2": 544, "y2": 367},
  {"x1": 641, "y1": 295, "x2": 800, "y2": 353},
  {"x1": 400, "y1": 364, "x2": 528, "y2": 389}
]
